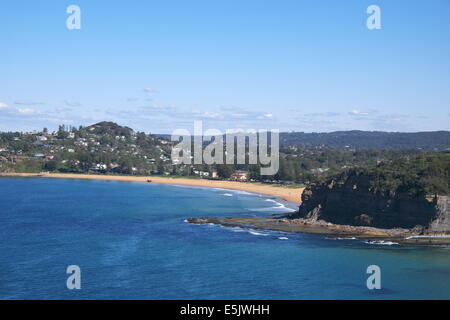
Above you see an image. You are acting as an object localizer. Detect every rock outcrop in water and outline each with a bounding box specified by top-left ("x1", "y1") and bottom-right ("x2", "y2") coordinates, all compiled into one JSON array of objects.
[{"x1": 295, "y1": 172, "x2": 450, "y2": 234}]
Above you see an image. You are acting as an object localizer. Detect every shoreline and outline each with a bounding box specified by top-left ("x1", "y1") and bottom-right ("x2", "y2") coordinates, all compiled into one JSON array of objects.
[
  {"x1": 0, "y1": 172, "x2": 304, "y2": 204},
  {"x1": 3, "y1": 172, "x2": 448, "y2": 246}
]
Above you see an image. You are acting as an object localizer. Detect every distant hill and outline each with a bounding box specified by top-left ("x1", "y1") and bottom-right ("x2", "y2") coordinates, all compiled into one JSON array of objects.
[
  {"x1": 157, "y1": 130, "x2": 450, "y2": 150},
  {"x1": 88, "y1": 121, "x2": 133, "y2": 137},
  {"x1": 280, "y1": 131, "x2": 450, "y2": 150}
]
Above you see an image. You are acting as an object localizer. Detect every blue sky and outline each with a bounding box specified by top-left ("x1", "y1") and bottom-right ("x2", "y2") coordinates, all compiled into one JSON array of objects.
[{"x1": 1, "y1": 0, "x2": 449, "y2": 133}]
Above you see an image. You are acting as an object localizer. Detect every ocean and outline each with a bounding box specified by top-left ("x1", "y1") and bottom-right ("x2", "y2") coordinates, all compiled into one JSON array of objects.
[{"x1": 0, "y1": 177, "x2": 449, "y2": 299}]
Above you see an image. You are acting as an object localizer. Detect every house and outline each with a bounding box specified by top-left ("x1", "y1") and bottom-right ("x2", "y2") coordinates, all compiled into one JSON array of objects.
[
  {"x1": 230, "y1": 170, "x2": 248, "y2": 181},
  {"x1": 193, "y1": 170, "x2": 209, "y2": 177},
  {"x1": 211, "y1": 171, "x2": 219, "y2": 179},
  {"x1": 92, "y1": 163, "x2": 107, "y2": 171}
]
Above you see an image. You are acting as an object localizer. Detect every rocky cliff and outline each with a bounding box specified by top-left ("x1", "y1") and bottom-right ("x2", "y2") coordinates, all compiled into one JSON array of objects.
[{"x1": 295, "y1": 172, "x2": 450, "y2": 234}]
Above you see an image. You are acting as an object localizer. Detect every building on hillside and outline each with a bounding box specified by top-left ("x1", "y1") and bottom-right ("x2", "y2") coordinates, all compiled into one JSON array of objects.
[
  {"x1": 230, "y1": 170, "x2": 249, "y2": 181},
  {"x1": 210, "y1": 171, "x2": 219, "y2": 179}
]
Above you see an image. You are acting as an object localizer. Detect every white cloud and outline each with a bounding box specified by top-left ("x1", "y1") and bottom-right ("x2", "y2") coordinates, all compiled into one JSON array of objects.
[
  {"x1": 374, "y1": 113, "x2": 408, "y2": 123},
  {"x1": 230, "y1": 113, "x2": 249, "y2": 119},
  {"x1": 191, "y1": 109, "x2": 222, "y2": 119},
  {"x1": 141, "y1": 104, "x2": 173, "y2": 111},
  {"x1": 349, "y1": 109, "x2": 370, "y2": 116},
  {"x1": 0, "y1": 102, "x2": 8, "y2": 109},
  {"x1": 304, "y1": 112, "x2": 340, "y2": 118},
  {"x1": 143, "y1": 88, "x2": 158, "y2": 93},
  {"x1": 53, "y1": 106, "x2": 72, "y2": 113},
  {"x1": 64, "y1": 100, "x2": 81, "y2": 107},
  {"x1": 14, "y1": 100, "x2": 44, "y2": 105},
  {"x1": 349, "y1": 109, "x2": 379, "y2": 116},
  {"x1": 18, "y1": 107, "x2": 36, "y2": 114}
]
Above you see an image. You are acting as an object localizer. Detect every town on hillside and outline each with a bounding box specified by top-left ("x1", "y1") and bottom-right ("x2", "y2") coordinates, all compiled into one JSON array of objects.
[{"x1": 1, "y1": 121, "x2": 449, "y2": 187}]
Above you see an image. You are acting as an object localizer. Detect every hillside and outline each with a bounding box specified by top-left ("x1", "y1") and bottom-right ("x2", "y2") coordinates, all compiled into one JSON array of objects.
[
  {"x1": 295, "y1": 153, "x2": 450, "y2": 232},
  {"x1": 0, "y1": 122, "x2": 173, "y2": 175},
  {"x1": 2, "y1": 122, "x2": 450, "y2": 184},
  {"x1": 280, "y1": 130, "x2": 450, "y2": 150}
]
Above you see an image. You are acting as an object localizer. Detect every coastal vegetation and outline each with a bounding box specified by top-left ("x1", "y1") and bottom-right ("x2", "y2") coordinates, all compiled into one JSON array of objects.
[
  {"x1": 294, "y1": 153, "x2": 450, "y2": 232},
  {"x1": 1, "y1": 122, "x2": 449, "y2": 188},
  {"x1": 328, "y1": 153, "x2": 450, "y2": 197}
]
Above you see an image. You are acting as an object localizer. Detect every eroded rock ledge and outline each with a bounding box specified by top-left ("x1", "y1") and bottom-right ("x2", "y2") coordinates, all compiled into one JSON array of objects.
[{"x1": 186, "y1": 216, "x2": 450, "y2": 245}]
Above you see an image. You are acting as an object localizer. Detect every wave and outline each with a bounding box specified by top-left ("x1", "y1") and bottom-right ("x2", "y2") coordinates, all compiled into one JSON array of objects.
[
  {"x1": 248, "y1": 199, "x2": 296, "y2": 213},
  {"x1": 222, "y1": 193, "x2": 233, "y2": 197},
  {"x1": 229, "y1": 227, "x2": 246, "y2": 233},
  {"x1": 232, "y1": 190, "x2": 259, "y2": 196},
  {"x1": 249, "y1": 231, "x2": 269, "y2": 236},
  {"x1": 406, "y1": 235, "x2": 450, "y2": 239},
  {"x1": 221, "y1": 225, "x2": 270, "y2": 237},
  {"x1": 364, "y1": 240, "x2": 399, "y2": 246},
  {"x1": 326, "y1": 237, "x2": 357, "y2": 240},
  {"x1": 207, "y1": 224, "x2": 292, "y2": 240}
]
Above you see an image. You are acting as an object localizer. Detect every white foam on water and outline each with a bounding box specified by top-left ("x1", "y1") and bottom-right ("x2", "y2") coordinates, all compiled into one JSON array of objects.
[
  {"x1": 246, "y1": 198, "x2": 296, "y2": 213},
  {"x1": 364, "y1": 240, "x2": 399, "y2": 246},
  {"x1": 267, "y1": 199, "x2": 297, "y2": 212},
  {"x1": 212, "y1": 224, "x2": 292, "y2": 240},
  {"x1": 229, "y1": 227, "x2": 246, "y2": 232},
  {"x1": 233, "y1": 190, "x2": 258, "y2": 196},
  {"x1": 406, "y1": 235, "x2": 450, "y2": 239},
  {"x1": 248, "y1": 231, "x2": 269, "y2": 236},
  {"x1": 326, "y1": 237, "x2": 353, "y2": 240},
  {"x1": 222, "y1": 193, "x2": 233, "y2": 197},
  {"x1": 248, "y1": 201, "x2": 296, "y2": 213}
]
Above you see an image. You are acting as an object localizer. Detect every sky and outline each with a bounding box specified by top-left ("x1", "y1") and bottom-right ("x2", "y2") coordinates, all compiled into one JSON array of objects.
[{"x1": 1, "y1": 0, "x2": 449, "y2": 134}]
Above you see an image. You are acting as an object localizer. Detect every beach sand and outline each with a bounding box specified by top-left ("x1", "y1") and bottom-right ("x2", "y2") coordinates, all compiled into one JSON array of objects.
[{"x1": 1, "y1": 173, "x2": 304, "y2": 203}]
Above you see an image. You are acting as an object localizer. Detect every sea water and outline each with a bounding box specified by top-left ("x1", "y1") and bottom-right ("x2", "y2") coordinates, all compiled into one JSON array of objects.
[{"x1": 0, "y1": 177, "x2": 449, "y2": 299}]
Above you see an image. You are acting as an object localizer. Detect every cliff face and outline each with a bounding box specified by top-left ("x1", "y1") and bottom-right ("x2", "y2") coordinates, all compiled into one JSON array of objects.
[
  {"x1": 296, "y1": 174, "x2": 450, "y2": 234},
  {"x1": 428, "y1": 196, "x2": 450, "y2": 233}
]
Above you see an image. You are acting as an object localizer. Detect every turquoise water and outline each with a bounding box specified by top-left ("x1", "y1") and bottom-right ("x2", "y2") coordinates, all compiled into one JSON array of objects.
[{"x1": 0, "y1": 177, "x2": 449, "y2": 299}]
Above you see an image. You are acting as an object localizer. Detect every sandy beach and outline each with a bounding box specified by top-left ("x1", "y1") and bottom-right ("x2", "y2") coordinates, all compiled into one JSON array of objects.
[{"x1": 1, "y1": 172, "x2": 304, "y2": 203}]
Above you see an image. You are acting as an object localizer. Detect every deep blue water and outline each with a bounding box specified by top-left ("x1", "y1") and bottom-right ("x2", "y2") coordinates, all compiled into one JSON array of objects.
[{"x1": 0, "y1": 177, "x2": 449, "y2": 299}]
